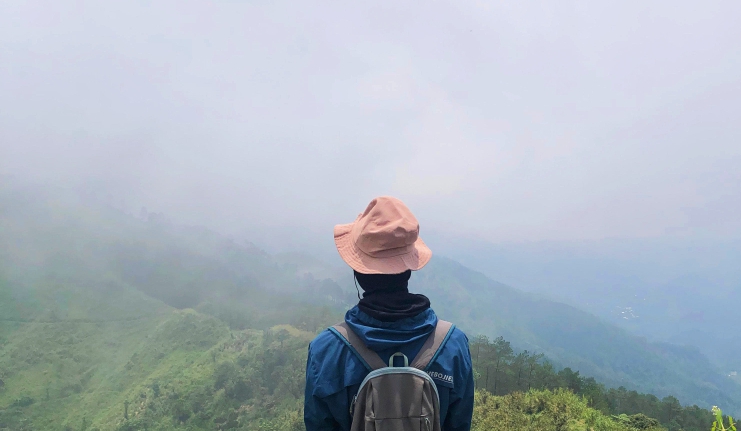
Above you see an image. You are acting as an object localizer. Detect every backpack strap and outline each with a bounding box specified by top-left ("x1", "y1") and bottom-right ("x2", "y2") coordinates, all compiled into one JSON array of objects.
[
  {"x1": 329, "y1": 322, "x2": 386, "y2": 371},
  {"x1": 410, "y1": 320, "x2": 454, "y2": 371}
]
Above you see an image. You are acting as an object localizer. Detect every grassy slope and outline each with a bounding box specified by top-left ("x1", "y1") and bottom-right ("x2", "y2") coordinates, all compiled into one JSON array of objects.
[
  {"x1": 0, "y1": 303, "x2": 315, "y2": 430},
  {"x1": 0, "y1": 310, "x2": 228, "y2": 430},
  {"x1": 0, "y1": 186, "x2": 316, "y2": 430}
]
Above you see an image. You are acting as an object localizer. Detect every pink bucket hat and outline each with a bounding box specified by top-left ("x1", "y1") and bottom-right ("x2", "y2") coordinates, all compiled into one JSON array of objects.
[{"x1": 334, "y1": 196, "x2": 432, "y2": 274}]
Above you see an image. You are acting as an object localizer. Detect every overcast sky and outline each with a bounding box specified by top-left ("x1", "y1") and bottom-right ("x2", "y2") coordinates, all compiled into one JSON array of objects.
[{"x1": 2, "y1": 0, "x2": 740, "y2": 244}]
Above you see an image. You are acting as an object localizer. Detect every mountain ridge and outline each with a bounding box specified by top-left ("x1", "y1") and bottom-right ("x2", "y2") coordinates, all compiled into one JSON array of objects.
[{"x1": 1, "y1": 184, "x2": 738, "y2": 416}]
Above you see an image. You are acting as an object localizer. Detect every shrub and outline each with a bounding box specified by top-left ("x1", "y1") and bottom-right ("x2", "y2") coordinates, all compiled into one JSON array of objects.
[{"x1": 711, "y1": 407, "x2": 737, "y2": 431}]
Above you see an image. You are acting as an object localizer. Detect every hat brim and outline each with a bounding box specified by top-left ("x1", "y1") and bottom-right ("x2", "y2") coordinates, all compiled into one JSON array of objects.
[{"x1": 333, "y1": 222, "x2": 432, "y2": 274}]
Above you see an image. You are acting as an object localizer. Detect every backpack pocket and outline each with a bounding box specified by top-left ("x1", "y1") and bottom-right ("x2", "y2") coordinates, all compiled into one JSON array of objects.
[{"x1": 367, "y1": 415, "x2": 432, "y2": 431}]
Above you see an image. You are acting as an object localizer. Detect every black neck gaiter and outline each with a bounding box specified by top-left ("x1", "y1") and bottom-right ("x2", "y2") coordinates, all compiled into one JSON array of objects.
[{"x1": 355, "y1": 270, "x2": 431, "y2": 322}]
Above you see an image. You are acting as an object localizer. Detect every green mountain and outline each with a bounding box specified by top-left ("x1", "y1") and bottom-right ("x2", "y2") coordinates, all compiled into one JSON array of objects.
[
  {"x1": 0, "y1": 185, "x2": 333, "y2": 430},
  {"x1": 0, "y1": 182, "x2": 733, "y2": 430},
  {"x1": 426, "y1": 235, "x2": 741, "y2": 374},
  {"x1": 414, "y1": 258, "x2": 741, "y2": 412}
]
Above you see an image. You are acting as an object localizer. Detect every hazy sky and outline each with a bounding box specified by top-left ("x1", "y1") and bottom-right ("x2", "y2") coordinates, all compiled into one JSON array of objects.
[{"x1": 2, "y1": 0, "x2": 740, "y2": 243}]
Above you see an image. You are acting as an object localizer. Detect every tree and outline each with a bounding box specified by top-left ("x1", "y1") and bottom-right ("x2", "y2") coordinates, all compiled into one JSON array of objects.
[
  {"x1": 659, "y1": 396, "x2": 682, "y2": 427},
  {"x1": 581, "y1": 377, "x2": 608, "y2": 412},
  {"x1": 491, "y1": 337, "x2": 513, "y2": 395},
  {"x1": 525, "y1": 352, "x2": 544, "y2": 391},
  {"x1": 557, "y1": 367, "x2": 582, "y2": 394},
  {"x1": 471, "y1": 335, "x2": 490, "y2": 364},
  {"x1": 512, "y1": 351, "x2": 528, "y2": 391}
]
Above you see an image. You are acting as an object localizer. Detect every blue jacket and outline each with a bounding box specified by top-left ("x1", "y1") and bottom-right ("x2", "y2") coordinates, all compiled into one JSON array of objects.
[{"x1": 304, "y1": 306, "x2": 474, "y2": 431}]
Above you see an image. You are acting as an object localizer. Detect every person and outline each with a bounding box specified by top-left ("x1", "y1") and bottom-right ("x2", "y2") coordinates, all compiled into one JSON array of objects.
[{"x1": 304, "y1": 196, "x2": 474, "y2": 431}]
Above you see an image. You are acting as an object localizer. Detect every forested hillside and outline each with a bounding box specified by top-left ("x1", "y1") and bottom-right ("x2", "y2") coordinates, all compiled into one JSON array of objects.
[
  {"x1": 414, "y1": 259, "x2": 741, "y2": 412},
  {"x1": 428, "y1": 235, "x2": 741, "y2": 375},
  {"x1": 0, "y1": 183, "x2": 734, "y2": 430}
]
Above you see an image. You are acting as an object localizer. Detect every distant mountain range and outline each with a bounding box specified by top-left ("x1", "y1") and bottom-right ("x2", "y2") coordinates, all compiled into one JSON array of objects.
[
  {"x1": 2, "y1": 182, "x2": 740, "y2": 416},
  {"x1": 414, "y1": 257, "x2": 741, "y2": 412},
  {"x1": 425, "y1": 233, "x2": 741, "y2": 374}
]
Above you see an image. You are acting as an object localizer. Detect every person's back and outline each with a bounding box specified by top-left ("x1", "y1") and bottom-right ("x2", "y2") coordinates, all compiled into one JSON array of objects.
[{"x1": 304, "y1": 197, "x2": 474, "y2": 431}]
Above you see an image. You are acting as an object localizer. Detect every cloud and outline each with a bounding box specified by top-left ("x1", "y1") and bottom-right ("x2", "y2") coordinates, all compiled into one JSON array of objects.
[{"x1": 1, "y1": 0, "x2": 739, "y2": 243}]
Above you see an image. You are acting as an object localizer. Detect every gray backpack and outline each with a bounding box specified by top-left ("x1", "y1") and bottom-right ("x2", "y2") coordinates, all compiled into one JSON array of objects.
[{"x1": 330, "y1": 320, "x2": 454, "y2": 431}]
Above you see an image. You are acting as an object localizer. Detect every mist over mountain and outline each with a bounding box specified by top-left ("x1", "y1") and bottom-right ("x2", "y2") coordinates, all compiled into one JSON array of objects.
[
  {"x1": 2, "y1": 182, "x2": 740, "y2": 424},
  {"x1": 222, "y1": 213, "x2": 741, "y2": 379},
  {"x1": 2, "y1": 1, "x2": 741, "y2": 430},
  {"x1": 427, "y1": 233, "x2": 741, "y2": 373}
]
